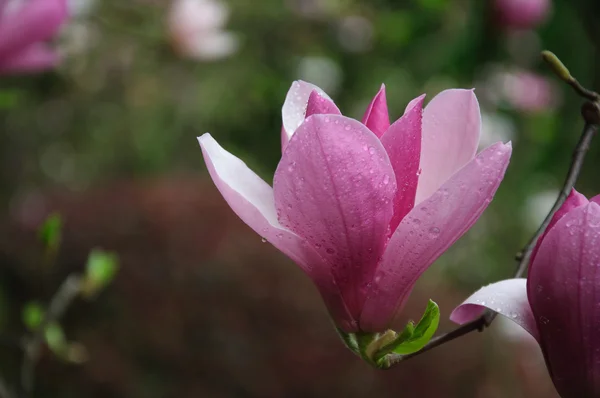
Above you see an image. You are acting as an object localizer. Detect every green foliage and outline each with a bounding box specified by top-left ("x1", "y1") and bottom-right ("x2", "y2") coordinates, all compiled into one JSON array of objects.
[
  {"x1": 44, "y1": 322, "x2": 67, "y2": 354},
  {"x1": 38, "y1": 213, "x2": 62, "y2": 253},
  {"x1": 370, "y1": 299, "x2": 440, "y2": 363},
  {"x1": 388, "y1": 300, "x2": 440, "y2": 355},
  {"x1": 22, "y1": 302, "x2": 45, "y2": 331},
  {"x1": 83, "y1": 249, "x2": 119, "y2": 296}
]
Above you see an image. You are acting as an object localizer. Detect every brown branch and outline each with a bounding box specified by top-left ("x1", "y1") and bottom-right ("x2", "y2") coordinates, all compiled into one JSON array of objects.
[
  {"x1": 20, "y1": 275, "x2": 83, "y2": 397},
  {"x1": 385, "y1": 54, "x2": 600, "y2": 368}
]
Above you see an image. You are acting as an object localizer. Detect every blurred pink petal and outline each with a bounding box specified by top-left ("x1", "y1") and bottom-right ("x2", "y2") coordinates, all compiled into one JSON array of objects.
[
  {"x1": 494, "y1": 0, "x2": 551, "y2": 29},
  {"x1": 450, "y1": 279, "x2": 539, "y2": 340},
  {"x1": 281, "y1": 80, "x2": 334, "y2": 151},
  {"x1": 360, "y1": 142, "x2": 511, "y2": 331},
  {"x1": 168, "y1": 0, "x2": 238, "y2": 62},
  {"x1": 361, "y1": 84, "x2": 390, "y2": 138},
  {"x1": 380, "y1": 94, "x2": 424, "y2": 233},
  {"x1": 198, "y1": 133, "x2": 356, "y2": 331},
  {"x1": 0, "y1": 0, "x2": 67, "y2": 61},
  {"x1": 273, "y1": 114, "x2": 396, "y2": 319},
  {"x1": 0, "y1": 42, "x2": 59, "y2": 73},
  {"x1": 528, "y1": 201, "x2": 600, "y2": 398},
  {"x1": 416, "y1": 89, "x2": 481, "y2": 204}
]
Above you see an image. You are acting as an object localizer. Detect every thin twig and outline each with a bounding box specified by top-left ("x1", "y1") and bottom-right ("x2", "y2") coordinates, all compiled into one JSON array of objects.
[
  {"x1": 384, "y1": 57, "x2": 600, "y2": 367},
  {"x1": 20, "y1": 275, "x2": 82, "y2": 397},
  {"x1": 0, "y1": 374, "x2": 15, "y2": 398}
]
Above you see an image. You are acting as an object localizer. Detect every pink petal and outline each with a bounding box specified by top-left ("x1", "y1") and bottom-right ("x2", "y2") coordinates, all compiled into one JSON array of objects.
[
  {"x1": 380, "y1": 94, "x2": 424, "y2": 234},
  {"x1": 450, "y1": 279, "x2": 539, "y2": 340},
  {"x1": 529, "y1": 188, "x2": 588, "y2": 268},
  {"x1": 0, "y1": 0, "x2": 67, "y2": 59},
  {"x1": 361, "y1": 84, "x2": 390, "y2": 138},
  {"x1": 360, "y1": 142, "x2": 512, "y2": 331},
  {"x1": 528, "y1": 202, "x2": 600, "y2": 398},
  {"x1": 415, "y1": 89, "x2": 482, "y2": 204},
  {"x1": 273, "y1": 114, "x2": 396, "y2": 320},
  {"x1": 305, "y1": 90, "x2": 341, "y2": 118},
  {"x1": 198, "y1": 133, "x2": 356, "y2": 331},
  {"x1": 281, "y1": 81, "x2": 333, "y2": 152},
  {"x1": 0, "y1": 43, "x2": 59, "y2": 74}
]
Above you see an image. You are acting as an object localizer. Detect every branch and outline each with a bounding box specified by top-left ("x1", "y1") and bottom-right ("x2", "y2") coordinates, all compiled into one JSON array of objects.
[
  {"x1": 20, "y1": 275, "x2": 83, "y2": 397},
  {"x1": 385, "y1": 52, "x2": 600, "y2": 367}
]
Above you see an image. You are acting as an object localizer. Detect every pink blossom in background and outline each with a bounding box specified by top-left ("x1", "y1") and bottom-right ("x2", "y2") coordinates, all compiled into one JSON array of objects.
[
  {"x1": 494, "y1": 0, "x2": 551, "y2": 30},
  {"x1": 199, "y1": 81, "x2": 512, "y2": 332},
  {"x1": 167, "y1": 0, "x2": 238, "y2": 61},
  {"x1": 502, "y1": 70, "x2": 557, "y2": 112},
  {"x1": 452, "y1": 189, "x2": 600, "y2": 398},
  {"x1": 484, "y1": 68, "x2": 558, "y2": 113},
  {"x1": 0, "y1": 0, "x2": 68, "y2": 74}
]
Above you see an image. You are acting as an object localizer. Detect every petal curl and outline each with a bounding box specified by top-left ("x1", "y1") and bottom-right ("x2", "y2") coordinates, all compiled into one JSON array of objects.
[
  {"x1": 416, "y1": 89, "x2": 481, "y2": 204},
  {"x1": 198, "y1": 133, "x2": 356, "y2": 331},
  {"x1": 305, "y1": 90, "x2": 341, "y2": 119},
  {"x1": 281, "y1": 81, "x2": 333, "y2": 152},
  {"x1": 360, "y1": 142, "x2": 511, "y2": 331},
  {"x1": 361, "y1": 84, "x2": 390, "y2": 137},
  {"x1": 380, "y1": 94, "x2": 424, "y2": 233},
  {"x1": 450, "y1": 279, "x2": 539, "y2": 340},
  {"x1": 273, "y1": 114, "x2": 396, "y2": 319},
  {"x1": 528, "y1": 202, "x2": 600, "y2": 398}
]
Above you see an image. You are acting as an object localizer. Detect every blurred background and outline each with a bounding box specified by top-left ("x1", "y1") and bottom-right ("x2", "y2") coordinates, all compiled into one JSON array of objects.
[{"x1": 1, "y1": 0, "x2": 600, "y2": 396}]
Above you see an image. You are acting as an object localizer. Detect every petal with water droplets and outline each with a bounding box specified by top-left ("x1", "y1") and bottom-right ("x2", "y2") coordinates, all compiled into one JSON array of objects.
[
  {"x1": 360, "y1": 142, "x2": 511, "y2": 332},
  {"x1": 415, "y1": 89, "x2": 481, "y2": 204},
  {"x1": 361, "y1": 84, "x2": 390, "y2": 138},
  {"x1": 380, "y1": 94, "x2": 424, "y2": 233},
  {"x1": 305, "y1": 90, "x2": 341, "y2": 118},
  {"x1": 528, "y1": 202, "x2": 600, "y2": 398},
  {"x1": 281, "y1": 81, "x2": 333, "y2": 151},
  {"x1": 198, "y1": 133, "x2": 356, "y2": 331},
  {"x1": 450, "y1": 279, "x2": 539, "y2": 340},
  {"x1": 273, "y1": 114, "x2": 396, "y2": 320}
]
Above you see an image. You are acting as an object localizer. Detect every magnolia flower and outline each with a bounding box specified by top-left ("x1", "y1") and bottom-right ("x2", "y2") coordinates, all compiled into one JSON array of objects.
[
  {"x1": 494, "y1": 0, "x2": 551, "y2": 30},
  {"x1": 199, "y1": 81, "x2": 512, "y2": 333},
  {"x1": 0, "y1": 0, "x2": 68, "y2": 74},
  {"x1": 452, "y1": 189, "x2": 600, "y2": 398},
  {"x1": 167, "y1": 0, "x2": 238, "y2": 61}
]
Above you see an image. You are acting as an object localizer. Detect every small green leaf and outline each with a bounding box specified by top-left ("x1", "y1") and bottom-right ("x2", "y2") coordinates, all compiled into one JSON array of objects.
[
  {"x1": 85, "y1": 249, "x2": 119, "y2": 290},
  {"x1": 38, "y1": 213, "x2": 62, "y2": 252},
  {"x1": 44, "y1": 322, "x2": 67, "y2": 354},
  {"x1": 375, "y1": 300, "x2": 440, "y2": 360},
  {"x1": 392, "y1": 300, "x2": 440, "y2": 355},
  {"x1": 22, "y1": 302, "x2": 45, "y2": 331}
]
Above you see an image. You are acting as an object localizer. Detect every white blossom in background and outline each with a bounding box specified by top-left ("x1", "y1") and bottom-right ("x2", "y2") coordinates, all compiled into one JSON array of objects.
[
  {"x1": 480, "y1": 111, "x2": 516, "y2": 150},
  {"x1": 58, "y1": 0, "x2": 99, "y2": 58},
  {"x1": 337, "y1": 16, "x2": 374, "y2": 53},
  {"x1": 296, "y1": 56, "x2": 342, "y2": 96},
  {"x1": 67, "y1": 0, "x2": 97, "y2": 17},
  {"x1": 524, "y1": 189, "x2": 557, "y2": 228},
  {"x1": 167, "y1": 0, "x2": 238, "y2": 61}
]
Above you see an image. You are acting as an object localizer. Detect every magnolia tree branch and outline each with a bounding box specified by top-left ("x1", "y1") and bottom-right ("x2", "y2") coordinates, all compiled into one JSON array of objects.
[
  {"x1": 385, "y1": 51, "x2": 600, "y2": 367},
  {"x1": 20, "y1": 275, "x2": 83, "y2": 397}
]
